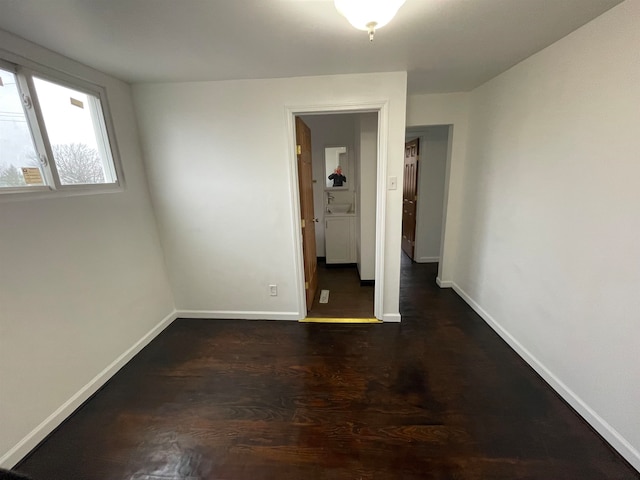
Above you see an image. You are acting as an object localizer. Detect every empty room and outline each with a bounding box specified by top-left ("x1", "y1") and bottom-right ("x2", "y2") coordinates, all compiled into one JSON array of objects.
[{"x1": 1, "y1": 0, "x2": 639, "y2": 478}]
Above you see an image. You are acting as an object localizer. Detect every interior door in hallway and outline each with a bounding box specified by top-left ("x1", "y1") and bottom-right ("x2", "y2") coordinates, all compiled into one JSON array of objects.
[
  {"x1": 402, "y1": 139, "x2": 419, "y2": 259},
  {"x1": 295, "y1": 117, "x2": 318, "y2": 311}
]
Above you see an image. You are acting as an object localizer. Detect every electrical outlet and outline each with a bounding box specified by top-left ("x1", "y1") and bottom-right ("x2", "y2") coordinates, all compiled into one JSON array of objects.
[{"x1": 269, "y1": 284, "x2": 278, "y2": 296}]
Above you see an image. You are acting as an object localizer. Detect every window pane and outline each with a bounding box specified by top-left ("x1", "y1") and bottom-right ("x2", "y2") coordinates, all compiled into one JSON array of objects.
[
  {"x1": 0, "y1": 68, "x2": 45, "y2": 188},
  {"x1": 33, "y1": 77, "x2": 117, "y2": 186}
]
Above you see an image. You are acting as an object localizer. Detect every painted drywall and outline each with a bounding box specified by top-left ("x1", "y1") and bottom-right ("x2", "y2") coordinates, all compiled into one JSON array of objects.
[
  {"x1": 132, "y1": 72, "x2": 407, "y2": 320},
  {"x1": 0, "y1": 30, "x2": 174, "y2": 466},
  {"x1": 299, "y1": 114, "x2": 357, "y2": 257},
  {"x1": 456, "y1": 0, "x2": 640, "y2": 469},
  {"x1": 412, "y1": 126, "x2": 449, "y2": 263},
  {"x1": 406, "y1": 92, "x2": 469, "y2": 285},
  {"x1": 356, "y1": 113, "x2": 378, "y2": 281}
]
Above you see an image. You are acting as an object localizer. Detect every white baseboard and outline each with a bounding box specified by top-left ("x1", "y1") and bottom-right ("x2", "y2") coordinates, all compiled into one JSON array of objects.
[
  {"x1": 382, "y1": 313, "x2": 402, "y2": 323},
  {"x1": 451, "y1": 282, "x2": 640, "y2": 472},
  {"x1": 416, "y1": 256, "x2": 440, "y2": 263},
  {"x1": 0, "y1": 310, "x2": 178, "y2": 469},
  {"x1": 176, "y1": 310, "x2": 301, "y2": 321},
  {"x1": 436, "y1": 276, "x2": 453, "y2": 288}
]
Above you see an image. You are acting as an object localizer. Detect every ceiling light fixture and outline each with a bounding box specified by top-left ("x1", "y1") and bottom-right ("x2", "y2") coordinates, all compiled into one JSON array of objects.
[{"x1": 334, "y1": 0, "x2": 406, "y2": 42}]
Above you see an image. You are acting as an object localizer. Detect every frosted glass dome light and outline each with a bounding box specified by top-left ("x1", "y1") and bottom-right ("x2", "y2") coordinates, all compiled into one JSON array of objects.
[{"x1": 334, "y1": 0, "x2": 407, "y2": 41}]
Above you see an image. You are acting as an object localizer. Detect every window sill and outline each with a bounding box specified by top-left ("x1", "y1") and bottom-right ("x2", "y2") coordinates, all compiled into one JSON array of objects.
[{"x1": 0, "y1": 183, "x2": 124, "y2": 203}]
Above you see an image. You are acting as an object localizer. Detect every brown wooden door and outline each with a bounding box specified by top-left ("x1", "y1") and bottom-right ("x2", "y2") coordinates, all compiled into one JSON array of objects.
[
  {"x1": 295, "y1": 117, "x2": 318, "y2": 311},
  {"x1": 402, "y1": 139, "x2": 419, "y2": 259}
]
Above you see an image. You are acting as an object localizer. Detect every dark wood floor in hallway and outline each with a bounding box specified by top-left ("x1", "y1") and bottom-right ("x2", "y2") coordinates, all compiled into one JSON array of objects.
[{"x1": 15, "y1": 261, "x2": 639, "y2": 479}]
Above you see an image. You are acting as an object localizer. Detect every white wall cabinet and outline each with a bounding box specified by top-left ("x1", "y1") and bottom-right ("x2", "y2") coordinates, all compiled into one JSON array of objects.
[{"x1": 325, "y1": 215, "x2": 356, "y2": 264}]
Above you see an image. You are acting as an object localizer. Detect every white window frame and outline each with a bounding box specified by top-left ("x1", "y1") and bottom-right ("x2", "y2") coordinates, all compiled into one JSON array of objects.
[{"x1": 0, "y1": 52, "x2": 124, "y2": 200}]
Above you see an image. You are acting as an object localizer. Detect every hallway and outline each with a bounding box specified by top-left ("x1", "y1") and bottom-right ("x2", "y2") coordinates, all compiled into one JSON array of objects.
[{"x1": 14, "y1": 261, "x2": 639, "y2": 479}]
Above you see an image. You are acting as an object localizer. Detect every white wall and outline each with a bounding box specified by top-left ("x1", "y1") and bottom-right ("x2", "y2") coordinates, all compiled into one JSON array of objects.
[
  {"x1": 357, "y1": 113, "x2": 378, "y2": 281},
  {"x1": 412, "y1": 126, "x2": 449, "y2": 263},
  {"x1": 299, "y1": 114, "x2": 356, "y2": 257},
  {"x1": 133, "y1": 72, "x2": 407, "y2": 321},
  {"x1": 406, "y1": 92, "x2": 469, "y2": 285},
  {"x1": 0, "y1": 31, "x2": 174, "y2": 467},
  {"x1": 454, "y1": 0, "x2": 640, "y2": 469}
]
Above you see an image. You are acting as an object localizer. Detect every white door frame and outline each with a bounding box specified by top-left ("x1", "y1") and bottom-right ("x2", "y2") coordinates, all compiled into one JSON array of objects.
[{"x1": 285, "y1": 101, "x2": 390, "y2": 320}]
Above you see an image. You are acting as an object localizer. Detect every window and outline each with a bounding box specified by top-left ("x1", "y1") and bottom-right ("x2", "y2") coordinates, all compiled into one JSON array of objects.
[
  {"x1": 0, "y1": 65, "x2": 43, "y2": 189},
  {"x1": 0, "y1": 58, "x2": 121, "y2": 194}
]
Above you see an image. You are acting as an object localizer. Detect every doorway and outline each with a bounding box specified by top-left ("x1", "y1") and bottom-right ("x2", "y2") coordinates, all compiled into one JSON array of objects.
[
  {"x1": 403, "y1": 125, "x2": 452, "y2": 267},
  {"x1": 290, "y1": 108, "x2": 384, "y2": 319},
  {"x1": 296, "y1": 112, "x2": 376, "y2": 318}
]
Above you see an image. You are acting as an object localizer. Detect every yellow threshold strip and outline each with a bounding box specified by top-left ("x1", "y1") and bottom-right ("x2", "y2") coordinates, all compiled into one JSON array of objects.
[{"x1": 300, "y1": 317, "x2": 381, "y2": 324}]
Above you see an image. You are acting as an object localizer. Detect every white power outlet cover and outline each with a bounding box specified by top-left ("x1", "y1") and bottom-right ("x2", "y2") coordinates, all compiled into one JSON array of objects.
[{"x1": 319, "y1": 290, "x2": 330, "y2": 304}]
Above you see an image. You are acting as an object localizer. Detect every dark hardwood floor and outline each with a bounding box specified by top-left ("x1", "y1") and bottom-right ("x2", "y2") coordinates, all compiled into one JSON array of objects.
[
  {"x1": 307, "y1": 260, "x2": 374, "y2": 318},
  {"x1": 14, "y1": 260, "x2": 639, "y2": 479}
]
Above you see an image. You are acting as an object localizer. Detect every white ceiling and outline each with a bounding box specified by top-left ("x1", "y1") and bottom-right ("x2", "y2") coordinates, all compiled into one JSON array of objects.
[{"x1": 0, "y1": 0, "x2": 624, "y2": 94}]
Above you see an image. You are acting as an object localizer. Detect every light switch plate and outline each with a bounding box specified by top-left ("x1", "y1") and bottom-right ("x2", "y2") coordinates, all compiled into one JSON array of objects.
[{"x1": 388, "y1": 176, "x2": 397, "y2": 190}]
